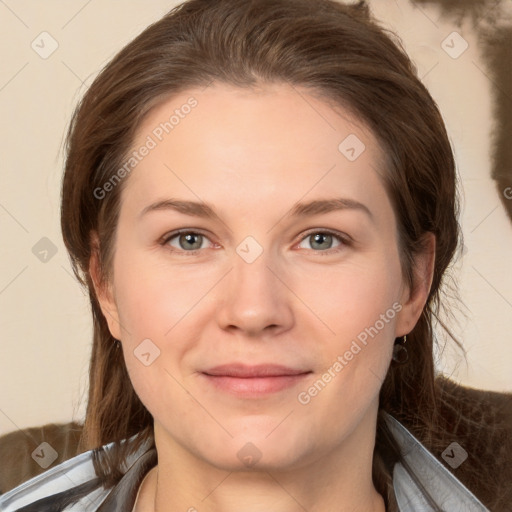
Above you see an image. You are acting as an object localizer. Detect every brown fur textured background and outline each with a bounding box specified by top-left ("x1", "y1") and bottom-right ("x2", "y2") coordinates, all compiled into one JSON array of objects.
[{"x1": 414, "y1": 0, "x2": 512, "y2": 222}]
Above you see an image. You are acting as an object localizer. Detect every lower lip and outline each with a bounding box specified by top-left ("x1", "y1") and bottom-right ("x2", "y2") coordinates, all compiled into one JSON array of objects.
[{"x1": 201, "y1": 373, "x2": 310, "y2": 397}]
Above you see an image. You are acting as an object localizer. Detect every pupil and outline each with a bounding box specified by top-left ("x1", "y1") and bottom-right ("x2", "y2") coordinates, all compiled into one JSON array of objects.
[
  {"x1": 181, "y1": 233, "x2": 201, "y2": 249},
  {"x1": 312, "y1": 233, "x2": 331, "y2": 250}
]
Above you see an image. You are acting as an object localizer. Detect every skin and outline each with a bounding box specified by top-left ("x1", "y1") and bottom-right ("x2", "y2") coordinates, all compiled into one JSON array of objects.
[{"x1": 91, "y1": 82, "x2": 434, "y2": 512}]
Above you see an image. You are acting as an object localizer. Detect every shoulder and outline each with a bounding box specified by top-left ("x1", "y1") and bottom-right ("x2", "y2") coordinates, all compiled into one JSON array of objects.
[
  {"x1": 392, "y1": 377, "x2": 512, "y2": 510},
  {"x1": 0, "y1": 446, "x2": 107, "y2": 511},
  {"x1": 385, "y1": 413, "x2": 490, "y2": 511},
  {"x1": 0, "y1": 422, "x2": 82, "y2": 494},
  {"x1": 0, "y1": 435, "x2": 151, "y2": 512},
  {"x1": 434, "y1": 377, "x2": 512, "y2": 508}
]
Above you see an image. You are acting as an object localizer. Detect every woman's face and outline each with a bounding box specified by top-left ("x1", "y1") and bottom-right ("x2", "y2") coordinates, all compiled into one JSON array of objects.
[{"x1": 95, "y1": 82, "x2": 427, "y2": 471}]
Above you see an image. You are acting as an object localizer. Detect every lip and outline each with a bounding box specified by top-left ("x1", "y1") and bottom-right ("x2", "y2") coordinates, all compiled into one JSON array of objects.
[
  {"x1": 204, "y1": 364, "x2": 310, "y2": 378},
  {"x1": 201, "y1": 364, "x2": 312, "y2": 397}
]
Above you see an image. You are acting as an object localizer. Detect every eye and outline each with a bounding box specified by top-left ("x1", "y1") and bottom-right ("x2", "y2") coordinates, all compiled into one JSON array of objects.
[
  {"x1": 162, "y1": 231, "x2": 213, "y2": 252},
  {"x1": 297, "y1": 231, "x2": 346, "y2": 252}
]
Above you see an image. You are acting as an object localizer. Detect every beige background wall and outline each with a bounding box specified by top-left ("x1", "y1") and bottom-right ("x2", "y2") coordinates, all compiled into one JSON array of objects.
[{"x1": 1, "y1": 0, "x2": 511, "y2": 436}]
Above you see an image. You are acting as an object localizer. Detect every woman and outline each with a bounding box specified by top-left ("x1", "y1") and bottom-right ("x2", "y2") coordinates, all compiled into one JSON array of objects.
[{"x1": 0, "y1": 0, "x2": 510, "y2": 510}]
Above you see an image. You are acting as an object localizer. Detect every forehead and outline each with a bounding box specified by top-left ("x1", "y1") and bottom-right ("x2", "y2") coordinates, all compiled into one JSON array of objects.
[{"x1": 121, "y1": 82, "x2": 389, "y2": 217}]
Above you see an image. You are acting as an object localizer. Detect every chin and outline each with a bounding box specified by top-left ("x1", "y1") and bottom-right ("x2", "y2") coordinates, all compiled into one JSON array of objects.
[
  {"x1": 204, "y1": 443, "x2": 310, "y2": 473},
  {"x1": 196, "y1": 419, "x2": 318, "y2": 472}
]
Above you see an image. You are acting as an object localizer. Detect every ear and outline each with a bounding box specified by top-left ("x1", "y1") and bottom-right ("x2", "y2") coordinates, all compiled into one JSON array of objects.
[
  {"x1": 395, "y1": 232, "x2": 436, "y2": 336},
  {"x1": 89, "y1": 232, "x2": 122, "y2": 341}
]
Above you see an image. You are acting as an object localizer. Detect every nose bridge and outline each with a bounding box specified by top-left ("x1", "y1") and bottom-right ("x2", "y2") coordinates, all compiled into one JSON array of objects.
[
  {"x1": 216, "y1": 243, "x2": 293, "y2": 335},
  {"x1": 234, "y1": 248, "x2": 274, "y2": 295}
]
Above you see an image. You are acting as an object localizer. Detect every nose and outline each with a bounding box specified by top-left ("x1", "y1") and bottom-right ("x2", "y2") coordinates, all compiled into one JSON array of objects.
[{"x1": 215, "y1": 250, "x2": 294, "y2": 337}]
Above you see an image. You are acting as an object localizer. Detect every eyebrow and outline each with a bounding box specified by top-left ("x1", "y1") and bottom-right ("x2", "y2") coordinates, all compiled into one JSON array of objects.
[
  {"x1": 289, "y1": 198, "x2": 372, "y2": 220},
  {"x1": 138, "y1": 197, "x2": 373, "y2": 222},
  {"x1": 139, "y1": 199, "x2": 223, "y2": 221}
]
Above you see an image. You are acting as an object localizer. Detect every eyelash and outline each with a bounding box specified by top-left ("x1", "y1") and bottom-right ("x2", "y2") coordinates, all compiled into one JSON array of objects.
[
  {"x1": 299, "y1": 229, "x2": 352, "y2": 254},
  {"x1": 159, "y1": 228, "x2": 352, "y2": 255}
]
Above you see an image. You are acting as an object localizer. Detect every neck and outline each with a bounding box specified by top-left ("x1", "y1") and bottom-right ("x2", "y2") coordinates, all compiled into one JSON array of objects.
[
  {"x1": 136, "y1": 410, "x2": 386, "y2": 512},
  {"x1": 153, "y1": 466, "x2": 385, "y2": 512}
]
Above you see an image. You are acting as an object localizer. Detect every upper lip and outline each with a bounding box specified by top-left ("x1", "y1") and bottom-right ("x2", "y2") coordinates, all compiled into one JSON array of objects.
[{"x1": 203, "y1": 364, "x2": 311, "y2": 378}]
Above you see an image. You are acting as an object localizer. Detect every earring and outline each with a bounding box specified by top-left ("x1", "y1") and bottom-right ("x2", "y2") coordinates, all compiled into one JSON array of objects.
[{"x1": 392, "y1": 335, "x2": 408, "y2": 365}]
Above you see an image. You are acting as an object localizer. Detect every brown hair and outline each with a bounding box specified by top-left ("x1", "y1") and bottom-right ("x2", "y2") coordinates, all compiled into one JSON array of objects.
[{"x1": 60, "y1": 0, "x2": 511, "y2": 508}]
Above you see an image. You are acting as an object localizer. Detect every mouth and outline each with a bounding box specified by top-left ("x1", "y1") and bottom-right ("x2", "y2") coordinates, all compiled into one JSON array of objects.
[{"x1": 200, "y1": 364, "x2": 312, "y2": 397}]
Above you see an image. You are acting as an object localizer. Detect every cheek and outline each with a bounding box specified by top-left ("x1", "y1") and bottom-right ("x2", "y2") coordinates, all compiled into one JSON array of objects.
[
  {"x1": 293, "y1": 262, "x2": 401, "y2": 431},
  {"x1": 293, "y1": 251, "x2": 403, "y2": 339},
  {"x1": 114, "y1": 264, "x2": 197, "y2": 423},
  {"x1": 292, "y1": 248, "x2": 403, "y2": 405},
  {"x1": 111, "y1": 251, "x2": 218, "y2": 407},
  {"x1": 111, "y1": 250, "x2": 213, "y2": 344}
]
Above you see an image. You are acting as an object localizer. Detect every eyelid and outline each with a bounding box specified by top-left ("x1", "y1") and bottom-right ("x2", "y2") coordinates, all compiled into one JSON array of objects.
[
  {"x1": 160, "y1": 229, "x2": 218, "y2": 253},
  {"x1": 295, "y1": 228, "x2": 352, "y2": 249},
  {"x1": 160, "y1": 228, "x2": 352, "y2": 254}
]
